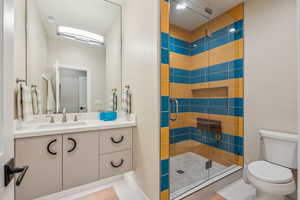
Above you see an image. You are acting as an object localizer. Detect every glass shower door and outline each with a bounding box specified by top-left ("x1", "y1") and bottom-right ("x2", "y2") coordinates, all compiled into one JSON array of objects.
[
  {"x1": 168, "y1": 1, "x2": 244, "y2": 199},
  {"x1": 169, "y1": 0, "x2": 211, "y2": 198},
  {"x1": 205, "y1": 10, "x2": 244, "y2": 180}
]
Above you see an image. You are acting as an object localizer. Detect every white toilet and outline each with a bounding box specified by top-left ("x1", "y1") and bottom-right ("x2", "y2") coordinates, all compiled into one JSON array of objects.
[{"x1": 247, "y1": 130, "x2": 297, "y2": 200}]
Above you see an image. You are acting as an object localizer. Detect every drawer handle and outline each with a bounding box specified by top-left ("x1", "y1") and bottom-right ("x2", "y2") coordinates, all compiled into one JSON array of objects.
[
  {"x1": 67, "y1": 138, "x2": 77, "y2": 153},
  {"x1": 110, "y1": 136, "x2": 124, "y2": 144},
  {"x1": 47, "y1": 139, "x2": 57, "y2": 155},
  {"x1": 110, "y1": 159, "x2": 124, "y2": 168}
]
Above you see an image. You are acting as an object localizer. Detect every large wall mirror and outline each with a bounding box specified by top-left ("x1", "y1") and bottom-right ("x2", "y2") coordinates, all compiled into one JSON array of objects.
[{"x1": 25, "y1": 0, "x2": 122, "y2": 114}]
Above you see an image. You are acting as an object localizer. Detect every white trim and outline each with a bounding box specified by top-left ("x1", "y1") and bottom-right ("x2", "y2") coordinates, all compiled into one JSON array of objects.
[
  {"x1": 55, "y1": 63, "x2": 92, "y2": 113},
  {"x1": 0, "y1": 0, "x2": 15, "y2": 198},
  {"x1": 0, "y1": 0, "x2": 4, "y2": 159},
  {"x1": 297, "y1": 0, "x2": 300, "y2": 199},
  {"x1": 124, "y1": 172, "x2": 150, "y2": 200},
  {"x1": 173, "y1": 166, "x2": 242, "y2": 200}
]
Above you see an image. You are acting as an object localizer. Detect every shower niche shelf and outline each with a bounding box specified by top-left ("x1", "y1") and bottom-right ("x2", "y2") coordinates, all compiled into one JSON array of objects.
[{"x1": 191, "y1": 86, "x2": 229, "y2": 98}]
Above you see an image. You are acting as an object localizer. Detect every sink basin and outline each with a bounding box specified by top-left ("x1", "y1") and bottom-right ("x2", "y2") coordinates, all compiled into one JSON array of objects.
[{"x1": 37, "y1": 121, "x2": 87, "y2": 129}]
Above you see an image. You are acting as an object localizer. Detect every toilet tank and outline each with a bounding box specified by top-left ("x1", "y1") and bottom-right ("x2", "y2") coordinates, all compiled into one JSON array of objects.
[{"x1": 260, "y1": 130, "x2": 298, "y2": 169}]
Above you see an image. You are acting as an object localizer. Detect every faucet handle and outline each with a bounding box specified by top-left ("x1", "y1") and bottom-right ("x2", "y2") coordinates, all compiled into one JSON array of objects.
[
  {"x1": 46, "y1": 115, "x2": 55, "y2": 123},
  {"x1": 74, "y1": 115, "x2": 78, "y2": 122}
]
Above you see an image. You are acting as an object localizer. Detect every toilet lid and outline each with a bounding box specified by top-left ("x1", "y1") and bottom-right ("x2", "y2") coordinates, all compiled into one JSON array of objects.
[{"x1": 248, "y1": 161, "x2": 293, "y2": 184}]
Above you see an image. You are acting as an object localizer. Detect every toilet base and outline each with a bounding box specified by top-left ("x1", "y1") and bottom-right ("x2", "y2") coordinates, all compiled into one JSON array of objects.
[{"x1": 256, "y1": 190, "x2": 285, "y2": 200}]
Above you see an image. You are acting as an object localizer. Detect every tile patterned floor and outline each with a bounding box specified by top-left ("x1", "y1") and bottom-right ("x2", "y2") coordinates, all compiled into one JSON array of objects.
[{"x1": 170, "y1": 152, "x2": 229, "y2": 199}]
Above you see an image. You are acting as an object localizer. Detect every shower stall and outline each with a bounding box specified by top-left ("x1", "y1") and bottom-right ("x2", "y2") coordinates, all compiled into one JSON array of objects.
[{"x1": 160, "y1": 0, "x2": 245, "y2": 199}]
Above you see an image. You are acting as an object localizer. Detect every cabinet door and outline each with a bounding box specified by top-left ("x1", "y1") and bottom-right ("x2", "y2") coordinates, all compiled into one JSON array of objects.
[
  {"x1": 63, "y1": 131, "x2": 99, "y2": 189},
  {"x1": 15, "y1": 135, "x2": 62, "y2": 200}
]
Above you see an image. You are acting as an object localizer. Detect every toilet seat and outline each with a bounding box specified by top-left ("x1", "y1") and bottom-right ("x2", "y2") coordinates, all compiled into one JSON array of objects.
[{"x1": 248, "y1": 161, "x2": 293, "y2": 184}]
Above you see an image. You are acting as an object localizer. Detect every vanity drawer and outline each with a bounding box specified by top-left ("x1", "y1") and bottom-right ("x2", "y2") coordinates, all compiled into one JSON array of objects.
[
  {"x1": 99, "y1": 128, "x2": 132, "y2": 154},
  {"x1": 99, "y1": 150, "x2": 132, "y2": 178}
]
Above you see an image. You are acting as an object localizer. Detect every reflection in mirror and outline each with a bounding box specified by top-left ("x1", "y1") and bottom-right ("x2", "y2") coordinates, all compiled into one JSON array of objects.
[{"x1": 25, "y1": 0, "x2": 122, "y2": 114}]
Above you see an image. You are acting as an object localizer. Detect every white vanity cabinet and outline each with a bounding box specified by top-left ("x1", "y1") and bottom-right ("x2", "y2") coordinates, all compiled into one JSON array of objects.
[
  {"x1": 15, "y1": 127, "x2": 134, "y2": 200},
  {"x1": 15, "y1": 135, "x2": 62, "y2": 200},
  {"x1": 99, "y1": 128, "x2": 133, "y2": 178},
  {"x1": 62, "y1": 132, "x2": 99, "y2": 189}
]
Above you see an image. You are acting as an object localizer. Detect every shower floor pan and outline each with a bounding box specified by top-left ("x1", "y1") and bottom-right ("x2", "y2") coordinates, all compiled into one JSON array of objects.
[{"x1": 170, "y1": 152, "x2": 237, "y2": 199}]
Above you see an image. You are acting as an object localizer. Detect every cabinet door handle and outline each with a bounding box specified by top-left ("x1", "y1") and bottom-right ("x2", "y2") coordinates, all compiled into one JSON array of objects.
[
  {"x1": 47, "y1": 139, "x2": 57, "y2": 155},
  {"x1": 110, "y1": 159, "x2": 124, "y2": 168},
  {"x1": 110, "y1": 136, "x2": 124, "y2": 144},
  {"x1": 67, "y1": 138, "x2": 77, "y2": 153}
]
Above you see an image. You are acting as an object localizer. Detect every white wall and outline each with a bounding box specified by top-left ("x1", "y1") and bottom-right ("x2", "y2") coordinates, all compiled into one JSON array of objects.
[
  {"x1": 122, "y1": 0, "x2": 160, "y2": 199},
  {"x1": 27, "y1": 0, "x2": 49, "y2": 113},
  {"x1": 14, "y1": 0, "x2": 26, "y2": 81},
  {"x1": 48, "y1": 38, "x2": 106, "y2": 112},
  {"x1": 244, "y1": 0, "x2": 297, "y2": 164},
  {"x1": 0, "y1": 0, "x2": 16, "y2": 199},
  {"x1": 105, "y1": 15, "x2": 122, "y2": 109}
]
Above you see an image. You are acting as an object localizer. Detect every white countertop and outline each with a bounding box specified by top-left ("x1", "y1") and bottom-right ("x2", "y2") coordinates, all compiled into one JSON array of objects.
[{"x1": 14, "y1": 118, "x2": 136, "y2": 139}]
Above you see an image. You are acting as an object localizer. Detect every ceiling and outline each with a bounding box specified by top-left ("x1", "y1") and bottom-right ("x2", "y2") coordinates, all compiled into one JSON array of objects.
[
  {"x1": 170, "y1": 0, "x2": 245, "y2": 31},
  {"x1": 33, "y1": 0, "x2": 121, "y2": 39}
]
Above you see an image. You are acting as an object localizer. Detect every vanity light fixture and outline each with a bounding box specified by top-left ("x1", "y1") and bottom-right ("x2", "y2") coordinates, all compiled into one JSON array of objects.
[
  {"x1": 176, "y1": 3, "x2": 187, "y2": 10},
  {"x1": 57, "y1": 26, "x2": 104, "y2": 45}
]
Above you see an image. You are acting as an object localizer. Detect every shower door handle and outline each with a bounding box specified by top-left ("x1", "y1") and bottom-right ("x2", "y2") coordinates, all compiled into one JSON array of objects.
[{"x1": 169, "y1": 99, "x2": 179, "y2": 121}]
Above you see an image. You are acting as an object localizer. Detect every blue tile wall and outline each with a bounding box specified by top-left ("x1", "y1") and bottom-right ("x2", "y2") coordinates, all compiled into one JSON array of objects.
[
  {"x1": 190, "y1": 19, "x2": 244, "y2": 56},
  {"x1": 170, "y1": 127, "x2": 192, "y2": 144},
  {"x1": 161, "y1": 32, "x2": 169, "y2": 49},
  {"x1": 170, "y1": 20, "x2": 244, "y2": 56},
  {"x1": 161, "y1": 96, "x2": 169, "y2": 112},
  {"x1": 170, "y1": 59, "x2": 244, "y2": 84},
  {"x1": 161, "y1": 111, "x2": 169, "y2": 127},
  {"x1": 170, "y1": 98, "x2": 244, "y2": 117},
  {"x1": 161, "y1": 159, "x2": 169, "y2": 176},
  {"x1": 170, "y1": 126, "x2": 244, "y2": 156},
  {"x1": 170, "y1": 37, "x2": 191, "y2": 56},
  {"x1": 170, "y1": 67, "x2": 190, "y2": 84},
  {"x1": 161, "y1": 48, "x2": 169, "y2": 64},
  {"x1": 160, "y1": 174, "x2": 169, "y2": 191}
]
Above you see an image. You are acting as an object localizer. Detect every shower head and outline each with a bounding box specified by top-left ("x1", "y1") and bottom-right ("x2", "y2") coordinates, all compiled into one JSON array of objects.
[{"x1": 205, "y1": 7, "x2": 213, "y2": 15}]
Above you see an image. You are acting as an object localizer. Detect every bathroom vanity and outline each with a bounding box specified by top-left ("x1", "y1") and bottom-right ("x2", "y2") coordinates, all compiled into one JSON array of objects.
[
  {"x1": 13, "y1": 0, "x2": 129, "y2": 199},
  {"x1": 14, "y1": 118, "x2": 136, "y2": 200}
]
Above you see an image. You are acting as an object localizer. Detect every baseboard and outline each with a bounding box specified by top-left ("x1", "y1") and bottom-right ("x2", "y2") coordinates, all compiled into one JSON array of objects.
[{"x1": 123, "y1": 171, "x2": 151, "y2": 200}]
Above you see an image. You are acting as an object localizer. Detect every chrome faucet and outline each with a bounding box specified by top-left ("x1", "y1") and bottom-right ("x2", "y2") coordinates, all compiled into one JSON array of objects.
[
  {"x1": 46, "y1": 115, "x2": 55, "y2": 123},
  {"x1": 62, "y1": 108, "x2": 67, "y2": 123}
]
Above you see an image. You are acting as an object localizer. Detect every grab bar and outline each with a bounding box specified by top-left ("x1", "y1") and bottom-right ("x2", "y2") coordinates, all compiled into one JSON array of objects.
[{"x1": 169, "y1": 98, "x2": 179, "y2": 121}]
